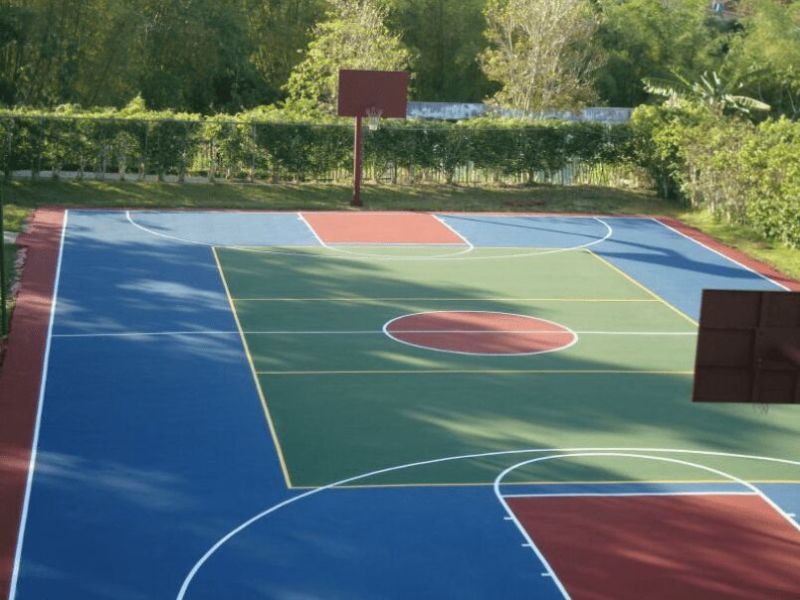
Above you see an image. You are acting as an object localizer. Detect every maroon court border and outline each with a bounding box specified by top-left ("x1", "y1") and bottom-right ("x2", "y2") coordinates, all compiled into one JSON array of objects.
[{"x1": 0, "y1": 208, "x2": 65, "y2": 599}]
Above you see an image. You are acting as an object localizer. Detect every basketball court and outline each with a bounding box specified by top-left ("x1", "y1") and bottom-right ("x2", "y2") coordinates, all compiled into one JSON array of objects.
[{"x1": 1, "y1": 208, "x2": 799, "y2": 598}]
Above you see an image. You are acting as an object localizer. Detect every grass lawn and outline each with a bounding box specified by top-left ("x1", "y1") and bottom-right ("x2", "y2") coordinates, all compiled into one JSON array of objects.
[
  {"x1": 1, "y1": 179, "x2": 668, "y2": 230},
  {"x1": 2, "y1": 178, "x2": 798, "y2": 281},
  {"x1": 1, "y1": 242, "x2": 14, "y2": 335},
  {"x1": 677, "y1": 210, "x2": 800, "y2": 280}
]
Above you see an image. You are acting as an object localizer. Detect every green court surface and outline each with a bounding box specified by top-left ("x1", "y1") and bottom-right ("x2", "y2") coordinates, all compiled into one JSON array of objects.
[{"x1": 215, "y1": 246, "x2": 800, "y2": 488}]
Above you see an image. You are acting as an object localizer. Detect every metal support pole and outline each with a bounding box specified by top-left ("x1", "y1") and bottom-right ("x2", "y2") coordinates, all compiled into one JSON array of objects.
[
  {"x1": 351, "y1": 115, "x2": 363, "y2": 207},
  {"x1": 0, "y1": 184, "x2": 7, "y2": 337}
]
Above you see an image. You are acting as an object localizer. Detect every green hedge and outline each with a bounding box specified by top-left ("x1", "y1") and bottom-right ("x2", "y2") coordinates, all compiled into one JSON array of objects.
[
  {"x1": 0, "y1": 106, "x2": 634, "y2": 185},
  {"x1": 631, "y1": 104, "x2": 800, "y2": 249}
]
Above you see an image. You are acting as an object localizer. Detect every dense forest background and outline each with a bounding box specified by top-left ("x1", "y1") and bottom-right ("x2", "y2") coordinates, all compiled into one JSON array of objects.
[{"x1": 1, "y1": 0, "x2": 798, "y2": 117}]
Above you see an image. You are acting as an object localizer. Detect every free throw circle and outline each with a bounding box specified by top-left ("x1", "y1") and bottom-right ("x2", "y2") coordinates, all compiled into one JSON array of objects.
[{"x1": 383, "y1": 311, "x2": 577, "y2": 356}]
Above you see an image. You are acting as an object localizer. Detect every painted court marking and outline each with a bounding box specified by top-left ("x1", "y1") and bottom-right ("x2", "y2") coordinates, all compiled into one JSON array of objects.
[
  {"x1": 232, "y1": 297, "x2": 663, "y2": 303},
  {"x1": 298, "y1": 211, "x2": 475, "y2": 259},
  {"x1": 12, "y1": 210, "x2": 799, "y2": 599},
  {"x1": 127, "y1": 210, "x2": 616, "y2": 262},
  {"x1": 50, "y1": 329, "x2": 696, "y2": 339},
  {"x1": 283, "y1": 215, "x2": 613, "y2": 261},
  {"x1": 497, "y1": 453, "x2": 800, "y2": 600},
  {"x1": 502, "y1": 491, "x2": 756, "y2": 498},
  {"x1": 8, "y1": 212, "x2": 69, "y2": 600},
  {"x1": 651, "y1": 217, "x2": 791, "y2": 292},
  {"x1": 176, "y1": 447, "x2": 800, "y2": 600},
  {"x1": 211, "y1": 247, "x2": 293, "y2": 488},
  {"x1": 382, "y1": 310, "x2": 578, "y2": 356},
  {"x1": 300, "y1": 212, "x2": 467, "y2": 245},
  {"x1": 586, "y1": 250, "x2": 698, "y2": 326},
  {"x1": 256, "y1": 369, "x2": 695, "y2": 375}
]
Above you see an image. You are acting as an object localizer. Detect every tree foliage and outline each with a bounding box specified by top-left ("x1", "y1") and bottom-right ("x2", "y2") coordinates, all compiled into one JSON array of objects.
[
  {"x1": 594, "y1": 0, "x2": 721, "y2": 108},
  {"x1": 643, "y1": 70, "x2": 771, "y2": 116},
  {"x1": 2, "y1": 0, "x2": 800, "y2": 117},
  {"x1": 388, "y1": 0, "x2": 494, "y2": 102},
  {"x1": 723, "y1": 0, "x2": 800, "y2": 118},
  {"x1": 480, "y1": 0, "x2": 603, "y2": 111},
  {"x1": 284, "y1": 0, "x2": 412, "y2": 113},
  {"x1": 243, "y1": 0, "x2": 326, "y2": 105},
  {"x1": 631, "y1": 103, "x2": 800, "y2": 248}
]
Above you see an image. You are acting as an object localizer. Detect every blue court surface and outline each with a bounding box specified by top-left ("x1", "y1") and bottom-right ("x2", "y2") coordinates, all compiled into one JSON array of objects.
[{"x1": 7, "y1": 210, "x2": 800, "y2": 599}]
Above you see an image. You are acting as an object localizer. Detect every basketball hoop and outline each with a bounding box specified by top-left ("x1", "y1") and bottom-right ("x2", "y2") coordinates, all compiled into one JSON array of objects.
[
  {"x1": 337, "y1": 70, "x2": 409, "y2": 206},
  {"x1": 365, "y1": 107, "x2": 383, "y2": 131}
]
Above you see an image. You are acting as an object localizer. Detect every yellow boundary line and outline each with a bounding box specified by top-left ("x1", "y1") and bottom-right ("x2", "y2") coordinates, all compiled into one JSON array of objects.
[
  {"x1": 291, "y1": 478, "x2": 800, "y2": 490},
  {"x1": 257, "y1": 369, "x2": 695, "y2": 376},
  {"x1": 212, "y1": 247, "x2": 294, "y2": 488},
  {"x1": 585, "y1": 249, "x2": 698, "y2": 326},
  {"x1": 233, "y1": 297, "x2": 663, "y2": 303}
]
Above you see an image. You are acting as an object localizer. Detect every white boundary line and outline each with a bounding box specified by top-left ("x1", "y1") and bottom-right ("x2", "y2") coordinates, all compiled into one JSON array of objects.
[
  {"x1": 256, "y1": 369, "x2": 695, "y2": 375},
  {"x1": 493, "y1": 452, "x2": 800, "y2": 599},
  {"x1": 9, "y1": 211, "x2": 69, "y2": 600},
  {"x1": 233, "y1": 297, "x2": 662, "y2": 302},
  {"x1": 501, "y1": 491, "x2": 756, "y2": 498},
  {"x1": 382, "y1": 310, "x2": 579, "y2": 356},
  {"x1": 175, "y1": 446, "x2": 800, "y2": 600},
  {"x1": 52, "y1": 330, "x2": 239, "y2": 338},
  {"x1": 295, "y1": 212, "x2": 326, "y2": 247},
  {"x1": 650, "y1": 217, "x2": 790, "y2": 291}
]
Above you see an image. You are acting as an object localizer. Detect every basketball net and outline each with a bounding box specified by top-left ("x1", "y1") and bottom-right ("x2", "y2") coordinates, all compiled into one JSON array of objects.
[{"x1": 365, "y1": 107, "x2": 383, "y2": 131}]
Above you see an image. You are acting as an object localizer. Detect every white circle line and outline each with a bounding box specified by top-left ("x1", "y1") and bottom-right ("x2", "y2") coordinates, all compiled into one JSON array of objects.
[
  {"x1": 126, "y1": 210, "x2": 210, "y2": 246},
  {"x1": 175, "y1": 447, "x2": 800, "y2": 600},
  {"x1": 381, "y1": 310, "x2": 579, "y2": 356},
  {"x1": 126, "y1": 211, "x2": 613, "y2": 262},
  {"x1": 237, "y1": 216, "x2": 613, "y2": 262}
]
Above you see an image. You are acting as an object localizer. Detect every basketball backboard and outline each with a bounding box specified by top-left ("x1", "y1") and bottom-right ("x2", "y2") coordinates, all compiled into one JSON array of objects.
[
  {"x1": 337, "y1": 70, "x2": 409, "y2": 118},
  {"x1": 693, "y1": 290, "x2": 800, "y2": 404}
]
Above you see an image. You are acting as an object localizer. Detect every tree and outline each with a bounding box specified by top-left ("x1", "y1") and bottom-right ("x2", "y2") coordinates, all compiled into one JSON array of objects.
[
  {"x1": 594, "y1": 0, "x2": 725, "y2": 108},
  {"x1": 479, "y1": 0, "x2": 603, "y2": 111},
  {"x1": 0, "y1": 0, "x2": 106, "y2": 106},
  {"x1": 643, "y1": 70, "x2": 771, "y2": 116},
  {"x1": 388, "y1": 0, "x2": 494, "y2": 102},
  {"x1": 136, "y1": 0, "x2": 263, "y2": 114},
  {"x1": 284, "y1": 0, "x2": 412, "y2": 113},
  {"x1": 723, "y1": 0, "x2": 800, "y2": 118},
  {"x1": 244, "y1": 0, "x2": 326, "y2": 105}
]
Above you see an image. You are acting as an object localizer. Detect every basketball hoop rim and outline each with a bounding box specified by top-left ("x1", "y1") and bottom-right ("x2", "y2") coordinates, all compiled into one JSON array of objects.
[{"x1": 365, "y1": 106, "x2": 383, "y2": 131}]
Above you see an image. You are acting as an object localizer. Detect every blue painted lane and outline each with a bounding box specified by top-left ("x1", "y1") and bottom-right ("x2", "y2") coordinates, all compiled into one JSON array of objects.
[
  {"x1": 594, "y1": 218, "x2": 783, "y2": 320},
  {"x1": 14, "y1": 211, "x2": 288, "y2": 599},
  {"x1": 184, "y1": 486, "x2": 559, "y2": 600},
  {"x1": 128, "y1": 211, "x2": 320, "y2": 247},
  {"x1": 437, "y1": 214, "x2": 610, "y2": 248}
]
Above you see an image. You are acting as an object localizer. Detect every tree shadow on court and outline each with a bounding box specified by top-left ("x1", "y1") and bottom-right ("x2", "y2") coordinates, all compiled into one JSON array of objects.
[
  {"x1": 50, "y1": 211, "x2": 800, "y2": 491},
  {"x1": 594, "y1": 219, "x2": 773, "y2": 284}
]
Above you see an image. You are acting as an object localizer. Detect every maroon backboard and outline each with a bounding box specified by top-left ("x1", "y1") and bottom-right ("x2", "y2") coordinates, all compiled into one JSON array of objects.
[
  {"x1": 337, "y1": 70, "x2": 409, "y2": 118},
  {"x1": 693, "y1": 290, "x2": 800, "y2": 404}
]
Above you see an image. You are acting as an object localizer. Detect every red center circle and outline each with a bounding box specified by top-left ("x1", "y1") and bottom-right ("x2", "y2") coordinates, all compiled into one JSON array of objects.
[{"x1": 383, "y1": 311, "x2": 576, "y2": 356}]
